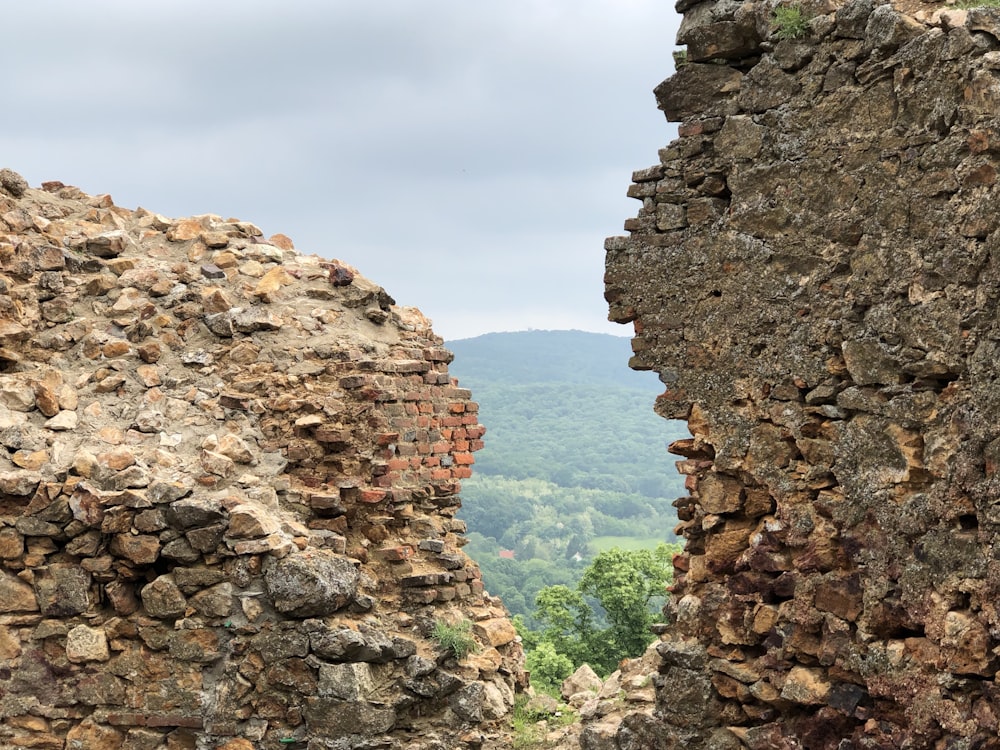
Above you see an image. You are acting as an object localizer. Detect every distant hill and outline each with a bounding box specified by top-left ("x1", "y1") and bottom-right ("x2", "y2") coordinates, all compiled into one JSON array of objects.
[
  {"x1": 446, "y1": 329, "x2": 687, "y2": 622},
  {"x1": 448, "y1": 330, "x2": 686, "y2": 497},
  {"x1": 447, "y1": 329, "x2": 662, "y2": 391}
]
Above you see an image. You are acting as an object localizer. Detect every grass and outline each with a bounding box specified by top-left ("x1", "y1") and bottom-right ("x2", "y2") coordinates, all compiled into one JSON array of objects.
[
  {"x1": 773, "y1": 5, "x2": 809, "y2": 40},
  {"x1": 511, "y1": 695, "x2": 578, "y2": 750},
  {"x1": 432, "y1": 619, "x2": 478, "y2": 660},
  {"x1": 955, "y1": 0, "x2": 1000, "y2": 7},
  {"x1": 590, "y1": 536, "x2": 667, "y2": 553}
]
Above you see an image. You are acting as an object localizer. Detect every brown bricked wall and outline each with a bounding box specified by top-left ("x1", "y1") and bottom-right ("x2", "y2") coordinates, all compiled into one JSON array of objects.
[
  {"x1": 604, "y1": 2, "x2": 1000, "y2": 748},
  {"x1": 0, "y1": 170, "x2": 522, "y2": 750}
]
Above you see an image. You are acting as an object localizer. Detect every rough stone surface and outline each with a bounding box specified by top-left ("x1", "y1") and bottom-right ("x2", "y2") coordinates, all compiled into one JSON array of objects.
[
  {"x1": 0, "y1": 172, "x2": 521, "y2": 750},
  {"x1": 604, "y1": 2, "x2": 1000, "y2": 748}
]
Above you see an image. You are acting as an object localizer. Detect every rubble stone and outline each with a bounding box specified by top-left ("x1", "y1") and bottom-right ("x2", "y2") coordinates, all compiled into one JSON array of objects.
[
  {"x1": 0, "y1": 171, "x2": 518, "y2": 749},
  {"x1": 603, "y1": 2, "x2": 1000, "y2": 747}
]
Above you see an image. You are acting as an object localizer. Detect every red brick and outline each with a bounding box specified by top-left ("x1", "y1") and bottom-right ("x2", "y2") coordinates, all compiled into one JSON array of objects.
[
  {"x1": 405, "y1": 588, "x2": 438, "y2": 604},
  {"x1": 359, "y1": 489, "x2": 387, "y2": 503},
  {"x1": 469, "y1": 440, "x2": 485, "y2": 452},
  {"x1": 146, "y1": 715, "x2": 203, "y2": 729},
  {"x1": 430, "y1": 469, "x2": 451, "y2": 480},
  {"x1": 404, "y1": 403, "x2": 419, "y2": 416},
  {"x1": 387, "y1": 458, "x2": 410, "y2": 471},
  {"x1": 678, "y1": 120, "x2": 705, "y2": 137},
  {"x1": 442, "y1": 416, "x2": 462, "y2": 427},
  {"x1": 466, "y1": 402, "x2": 479, "y2": 413},
  {"x1": 308, "y1": 517, "x2": 348, "y2": 533},
  {"x1": 452, "y1": 467, "x2": 473, "y2": 479},
  {"x1": 423, "y1": 347, "x2": 452, "y2": 362},
  {"x1": 106, "y1": 713, "x2": 148, "y2": 726},
  {"x1": 418, "y1": 402, "x2": 433, "y2": 414},
  {"x1": 448, "y1": 403, "x2": 465, "y2": 414},
  {"x1": 431, "y1": 441, "x2": 451, "y2": 454},
  {"x1": 466, "y1": 426, "x2": 485, "y2": 439},
  {"x1": 453, "y1": 453, "x2": 475, "y2": 466},
  {"x1": 460, "y1": 415, "x2": 478, "y2": 425},
  {"x1": 377, "y1": 432, "x2": 400, "y2": 446},
  {"x1": 381, "y1": 545, "x2": 414, "y2": 562},
  {"x1": 424, "y1": 456, "x2": 441, "y2": 468},
  {"x1": 453, "y1": 440, "x2": 469, "y2": 451}
]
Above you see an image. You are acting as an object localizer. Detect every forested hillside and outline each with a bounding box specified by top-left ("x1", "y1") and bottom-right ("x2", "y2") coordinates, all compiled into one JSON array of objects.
[{"x1": 447, "y1": 330, "x2": 688, "y2": 623}]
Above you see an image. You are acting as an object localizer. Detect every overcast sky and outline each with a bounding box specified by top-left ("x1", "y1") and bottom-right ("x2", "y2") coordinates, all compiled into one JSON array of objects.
[{"x1": 7, "y1": 1, "x2": 680, "y2": 341}]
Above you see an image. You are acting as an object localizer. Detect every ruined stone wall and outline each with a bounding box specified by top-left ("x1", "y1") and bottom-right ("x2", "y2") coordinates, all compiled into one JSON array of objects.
[
  {"x1": 0, "y1": 170, "x2": 521, "y2": 750},
  {"x1": 605, "y1": 3, "x2": 1000, "y2": 747}
]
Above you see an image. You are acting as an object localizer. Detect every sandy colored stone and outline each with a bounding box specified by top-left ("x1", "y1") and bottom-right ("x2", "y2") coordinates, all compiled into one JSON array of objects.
[
  {"x1": 0, "y1": 624, "x2": 22, "y2": 659},
  {"x1": 45, "y1": 410, "x2": 78, "y2": 430},
  {"x1": 33, "y1": 381, "x2": 60, "y2": 417},
  {"x1": 0, "y1": 570, "x2": 38, "y2": 612},
  {"x1": 66, "y1": 624, "x2": 110, "y2": 663},
  {"x1": 226, "y1": 504, "x2": 281, "y2": 539},
  {"x1": 12, "y1": 449, "x2": 48, "y2": 470},
  {"x1": 167, "y1": 218, "x2": 203, "y2": 241},
  {"x1": 65, "y1": 719, "x2": 123, "y2": 750},
  {"x1": 473, "y1": 617, "x2": 518, "y2": 648},
  {"x1": 98, "y1": 447, "x2": 136, "y2": 471},
  {"x1": 253, "y1": 266, "x2": 292, "y2": 301}
]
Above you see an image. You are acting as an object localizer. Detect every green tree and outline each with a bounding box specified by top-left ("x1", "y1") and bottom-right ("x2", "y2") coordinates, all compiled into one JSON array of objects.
[
  {"x1": 533, "y1": 585, "x2": 594, "y2": 666},
  {"x1": 528, "y1": 544, "x2": 677, "y2": 675},
  {"x1": 525, "y1": 641, "x2": 575, "y2": 696},
  {"x1": 579, "y1": 545, "x2": 674, "y2": 662}
]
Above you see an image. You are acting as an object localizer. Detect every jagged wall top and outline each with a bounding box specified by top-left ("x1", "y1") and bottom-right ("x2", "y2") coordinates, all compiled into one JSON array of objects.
[{"x1": 0, "y1": 171, "x2": 521, "y2": 750}]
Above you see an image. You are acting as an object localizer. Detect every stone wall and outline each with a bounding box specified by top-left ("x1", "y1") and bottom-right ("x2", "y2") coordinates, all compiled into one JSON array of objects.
[
  {"x1": 605, "y1": 2, "x2": 1000, "y2": 747},
  {"x1": 0, "y1": 170, "x2": 521, "y2": 750}
]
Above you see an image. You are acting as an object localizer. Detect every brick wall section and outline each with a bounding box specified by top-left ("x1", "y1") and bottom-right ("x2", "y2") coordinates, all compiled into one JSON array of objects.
[
  {"x1": 0, "y1": 173, "x2": 521, "y2": 750},
  {"x1": 604, "y1": 4, "x2": 1000, "y2": 748}
]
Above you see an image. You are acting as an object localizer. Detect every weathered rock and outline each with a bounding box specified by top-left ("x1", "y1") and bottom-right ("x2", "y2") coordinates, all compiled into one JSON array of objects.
[
  {"x1": 0, "y1": 174, "x2": 514, "y2": 750},
  {"x1": 562, "y1": 664, "x2": 603, "y2": 701},
  {"x1": 140, "y1": 574, "x2": 187, "y2": 619},
  {"x1": 264, "y1": 550, "x2": 360, "y2": 616},
  {"x1": 0, "y1": 569, "x2": 38, "y2": 611},
  {"x1": 66, "y1": 624, "x2": 111, "y2": 663},
  {"x1": 605, "y1": 2, "x2": 1000, "y2": 747}
]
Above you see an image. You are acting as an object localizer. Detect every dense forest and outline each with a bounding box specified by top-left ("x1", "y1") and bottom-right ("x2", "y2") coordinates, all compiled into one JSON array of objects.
[{"x1": 447, "y1": 330, "x2": 689, "y2": 626}]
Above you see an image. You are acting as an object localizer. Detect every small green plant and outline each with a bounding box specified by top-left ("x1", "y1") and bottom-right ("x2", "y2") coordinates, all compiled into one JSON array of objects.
[
  {"x1": 432, "y1": 619, "x2": 479, "y2": 660},
  {"x1": 773, "y1": 4, "x2": 809, "y2": 40},
  {"x1": 672, "y1": 48, "x2": 688, "y2": 69},
  {"x1": 510, "y1": 695, "x2": 578, "y2": 750}
]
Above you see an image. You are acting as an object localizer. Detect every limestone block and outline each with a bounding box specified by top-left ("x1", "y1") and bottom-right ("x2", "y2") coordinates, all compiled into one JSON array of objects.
[
  {"x1": 264, "y1": 550, "x2": 359, "y2": 617},
  {"x1": 562, "y1": 663, "x2": 603, "y2": 701},
  {"x1": 67, "y1": 624, "x2": 110, "y2": 663}
]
